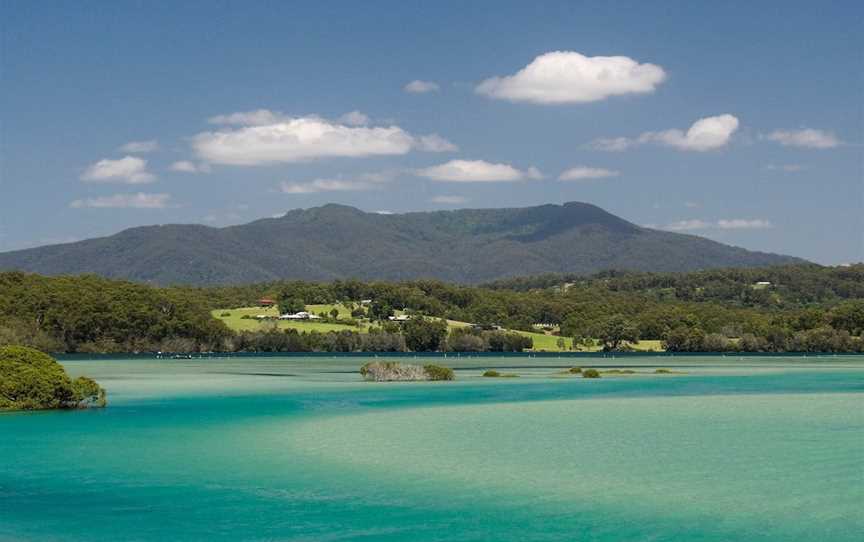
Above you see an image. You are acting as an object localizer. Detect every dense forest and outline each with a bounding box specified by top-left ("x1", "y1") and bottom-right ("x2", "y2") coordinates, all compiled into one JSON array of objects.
[{"x1": 1, "y1": 264, "x2": 862, "y2": 354}]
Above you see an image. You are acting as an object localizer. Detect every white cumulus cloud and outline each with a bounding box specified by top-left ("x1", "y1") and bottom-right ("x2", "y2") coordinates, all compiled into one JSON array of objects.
[
  {"x1": 119, "y1": 140, "x2": 159, "y2": 153},
  {"x1": 475, "y1": 51, "x2": 666, "y2": 104},
  {"x1": 193, "y1": 115, "x2": 415, "y2": 165},
  {"x1": 415, "y1": 160, "x2": 542, "y2": 182},
  {"x1": 81, "y1": 156, "x2": 155, "y2": 184},
  {"x1": 404, "y1": 80, "x2": 440, "y2": 94},
  {"x1": 69, "y1": 193, "x2": 171, "y2": 209},
  {"x1": 558, "y1": 166, "x2": 620, "y2": 181},
  {"x1": 193, "y1": 111, "x2": 451, "y2": 165},
  {"x1": 589, "y1": 114, "x2": 739, "y2": 152},
  {"x1": 764, "y1": 128, "x2": 841, "y2": 149}
]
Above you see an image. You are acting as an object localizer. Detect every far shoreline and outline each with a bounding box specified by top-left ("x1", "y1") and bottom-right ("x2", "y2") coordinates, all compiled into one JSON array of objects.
[{"x1": 53, "y1": 351, "x2": 864, "y2": 361}]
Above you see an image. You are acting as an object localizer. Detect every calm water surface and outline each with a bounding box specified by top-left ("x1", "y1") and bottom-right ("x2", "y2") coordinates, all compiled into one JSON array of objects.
[{"x1": 2, "y1": 356, "x2": 863, "y2": 541}]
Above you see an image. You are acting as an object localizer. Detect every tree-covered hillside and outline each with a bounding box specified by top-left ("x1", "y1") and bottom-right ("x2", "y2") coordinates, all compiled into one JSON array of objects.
[
  {"x1": 0, "y1": 272, "x2": 230, "y2": 353},
  {"x1": 0, "y1": 202, "x2": 802, "y2": 285},
  {"x1": 0, "y1": 264, "x2": 861, "y2": 354}
]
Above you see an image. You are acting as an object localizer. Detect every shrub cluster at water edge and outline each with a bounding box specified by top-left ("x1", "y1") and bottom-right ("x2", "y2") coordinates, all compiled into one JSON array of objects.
[
  {"x1": 0, "y1": 345, "x2": 107, "y2": 411},
  {"x1": 581, "y1": 368, "x2": 601, "y2": 379},
  {"x1": 423, "y1": 364, "x2": 455, "y2": 381}
]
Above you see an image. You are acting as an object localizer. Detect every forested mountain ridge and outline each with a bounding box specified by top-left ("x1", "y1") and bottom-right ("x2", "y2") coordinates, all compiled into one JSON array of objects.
[{"x1": 0, "y1": 202, "x2": 803, "y2": 285}]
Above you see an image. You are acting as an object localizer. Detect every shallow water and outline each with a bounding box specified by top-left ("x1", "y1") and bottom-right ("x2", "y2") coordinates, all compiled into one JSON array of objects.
[{"x1": 2, "y1": 356, "x2": 863, "y2": 541}]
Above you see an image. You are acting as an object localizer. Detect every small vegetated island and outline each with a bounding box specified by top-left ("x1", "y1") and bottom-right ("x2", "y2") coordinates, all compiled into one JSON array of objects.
[
  {"x1": 360, "y1": 361, "x2": 455, "y2": 382},
  {"x1": 482, "y1": 370, "x2": 519, "y2": 378},
  {"x1": 0, "y1": 345, "x2": 106, "y2": 412}
]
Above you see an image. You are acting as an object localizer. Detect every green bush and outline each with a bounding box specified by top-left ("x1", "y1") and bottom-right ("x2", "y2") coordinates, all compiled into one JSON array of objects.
[
  {"x1": 423, "y1": 364, "x2": 455, "y2": 381},
  {"x1": 482, "y1": 370, "x2": 501, "y2": 377},
  {"x1": 655, "y1": 368, "x2": 671, "y2": 374},
  {"x1": 220, "y1": 312, "x2": 232, "y2": 317},
  {"x1": 582, "y1": 368, "x2": 601, "y2": 379},
  {"x1": 568, "y1": 367, "x2": 582, "y2": 374},
  {"x1": 71, "y1": 376, "x2": 107, "y2": 407},
  {"x1": 603, "y1": 369, "x2": 636, "y2": 375},
  {"x1": 0, "y1": 345, "x2": 106, "y2": 411}
]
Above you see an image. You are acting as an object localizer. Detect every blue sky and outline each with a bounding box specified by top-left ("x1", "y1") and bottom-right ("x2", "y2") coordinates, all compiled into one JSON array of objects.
[{"x1": 1, "y1": 0, "x2": 861, "y2": 264}]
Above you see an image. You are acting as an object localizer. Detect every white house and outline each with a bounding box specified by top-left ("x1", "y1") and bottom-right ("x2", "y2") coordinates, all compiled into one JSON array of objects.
[
  {"x1": 279, "y1": 311, "x2": 321, "y2": 320},
  {"x1": 388, "y1": 314, "x2": 412, "y2": 322}
]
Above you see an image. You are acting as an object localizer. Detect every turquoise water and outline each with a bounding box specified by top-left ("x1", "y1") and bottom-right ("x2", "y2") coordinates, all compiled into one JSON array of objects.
[{"x1": 2, "y1": 356, "x2": 863, "y2": 541}]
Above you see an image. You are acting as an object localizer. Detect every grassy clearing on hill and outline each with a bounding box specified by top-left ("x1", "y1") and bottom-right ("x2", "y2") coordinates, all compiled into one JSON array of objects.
[
  {"x1": 305, "y1": 303, "x2": 355, "y2": 318},
  {"x1": 213, "y1": 306, "x2": 667, "y2": 352},
  {"x1": 513, "y1": 330, "x2": 573, "y2": 351},
  {"x1": 212, "y1": 307, "x2": 367, "y2": 333}
]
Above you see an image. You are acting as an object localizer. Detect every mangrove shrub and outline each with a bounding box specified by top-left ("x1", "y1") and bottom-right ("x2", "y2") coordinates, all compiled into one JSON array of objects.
[{"x1": 0, "y1": 345, "x2": 107, "y2": 411}]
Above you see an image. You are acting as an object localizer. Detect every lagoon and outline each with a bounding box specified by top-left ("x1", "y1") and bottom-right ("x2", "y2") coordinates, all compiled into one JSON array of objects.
[{"x1": 2, "y1": 356, "x2": 863, "y2": 541}]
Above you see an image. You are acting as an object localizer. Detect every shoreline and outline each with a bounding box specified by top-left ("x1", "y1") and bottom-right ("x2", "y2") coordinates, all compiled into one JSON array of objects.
[{"x1": 53, "y1": 351, "x2": 864, "y2": 361}]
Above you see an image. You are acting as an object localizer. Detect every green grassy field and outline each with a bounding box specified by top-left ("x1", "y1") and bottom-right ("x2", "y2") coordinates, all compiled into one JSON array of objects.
[
  {"x1": 513, "y1": 330, "x2": 573, "y2": 351},
  {"x1": 212, "y1": 306, "x2": 366, "y2": 333},
  {"x1": 212, "y1": 306, "x2": 666, "y2": 352},
  {"x1": 305, "y1": 303, "x2": 355, "y2": 318},
  {"x1": 512, "y1": 331, "x2": 662, "y2": 352}
]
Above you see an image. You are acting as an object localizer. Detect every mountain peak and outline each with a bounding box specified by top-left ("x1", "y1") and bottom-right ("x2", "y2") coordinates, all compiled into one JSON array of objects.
[{"x1": 0, "y1": 202, "x2": 803, "y2": 285}]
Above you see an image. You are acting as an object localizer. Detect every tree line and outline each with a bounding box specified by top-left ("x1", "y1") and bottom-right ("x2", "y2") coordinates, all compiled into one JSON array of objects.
[{"x1": 1, "y1": 264, "x2": 862, "y2": 354}]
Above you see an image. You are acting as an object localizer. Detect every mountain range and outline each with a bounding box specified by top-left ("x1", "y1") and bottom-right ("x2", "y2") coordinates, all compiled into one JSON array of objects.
[{"x1": 0, "y1": 202, "x2": 803, "y2": 285}]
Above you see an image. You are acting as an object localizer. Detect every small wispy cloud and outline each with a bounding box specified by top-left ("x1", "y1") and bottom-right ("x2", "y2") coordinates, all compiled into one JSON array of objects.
[
  {"x1": 338, "y1": 110, "x2": 370, "y2": 126},
  {"x1": 279, "y1": 171, "x2": 395, "y2": 194},
  {"x1": 415, "y1": 134, "x2": 458, "y2": 152},
  {"x1": 558, "y1": 166, "x2": 619, "y2": 181},
  {"x1": 663, "y1": 219, "x2": 712, "y2": 231},
  {"x1": 415, "y1": 159, "x2": 542, "y2": 182},
  {"x1": 404, "y1": 80, "x2": 440, "y2": 94},
  {"x1": 170, "y1": 160, "x2": 210, "y2": 173},
  {"x1": 119, "y1": 140, "x2": 159, "y2": 153},
  {"x1": 764, "y1": 164, "x2": 805, "y2": 172},
  {"x1": 430, "y1": 195, "x2": 468, "y2": 205},
  {"x1": 763, "y1": 128, "x2": 841, "y2": 149},
  {"x1": 208, "y1": 109, "x2": 287, "y2": 126},
  {"x1": 715, "y1": 219, "x2": 774, "y2": 230},
  {"x1": 661, "y1": 218, "x2": 773, "y2": 232},
  {"x1": 70, "y1": 192, "x2": 171, "y2": 209}
]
